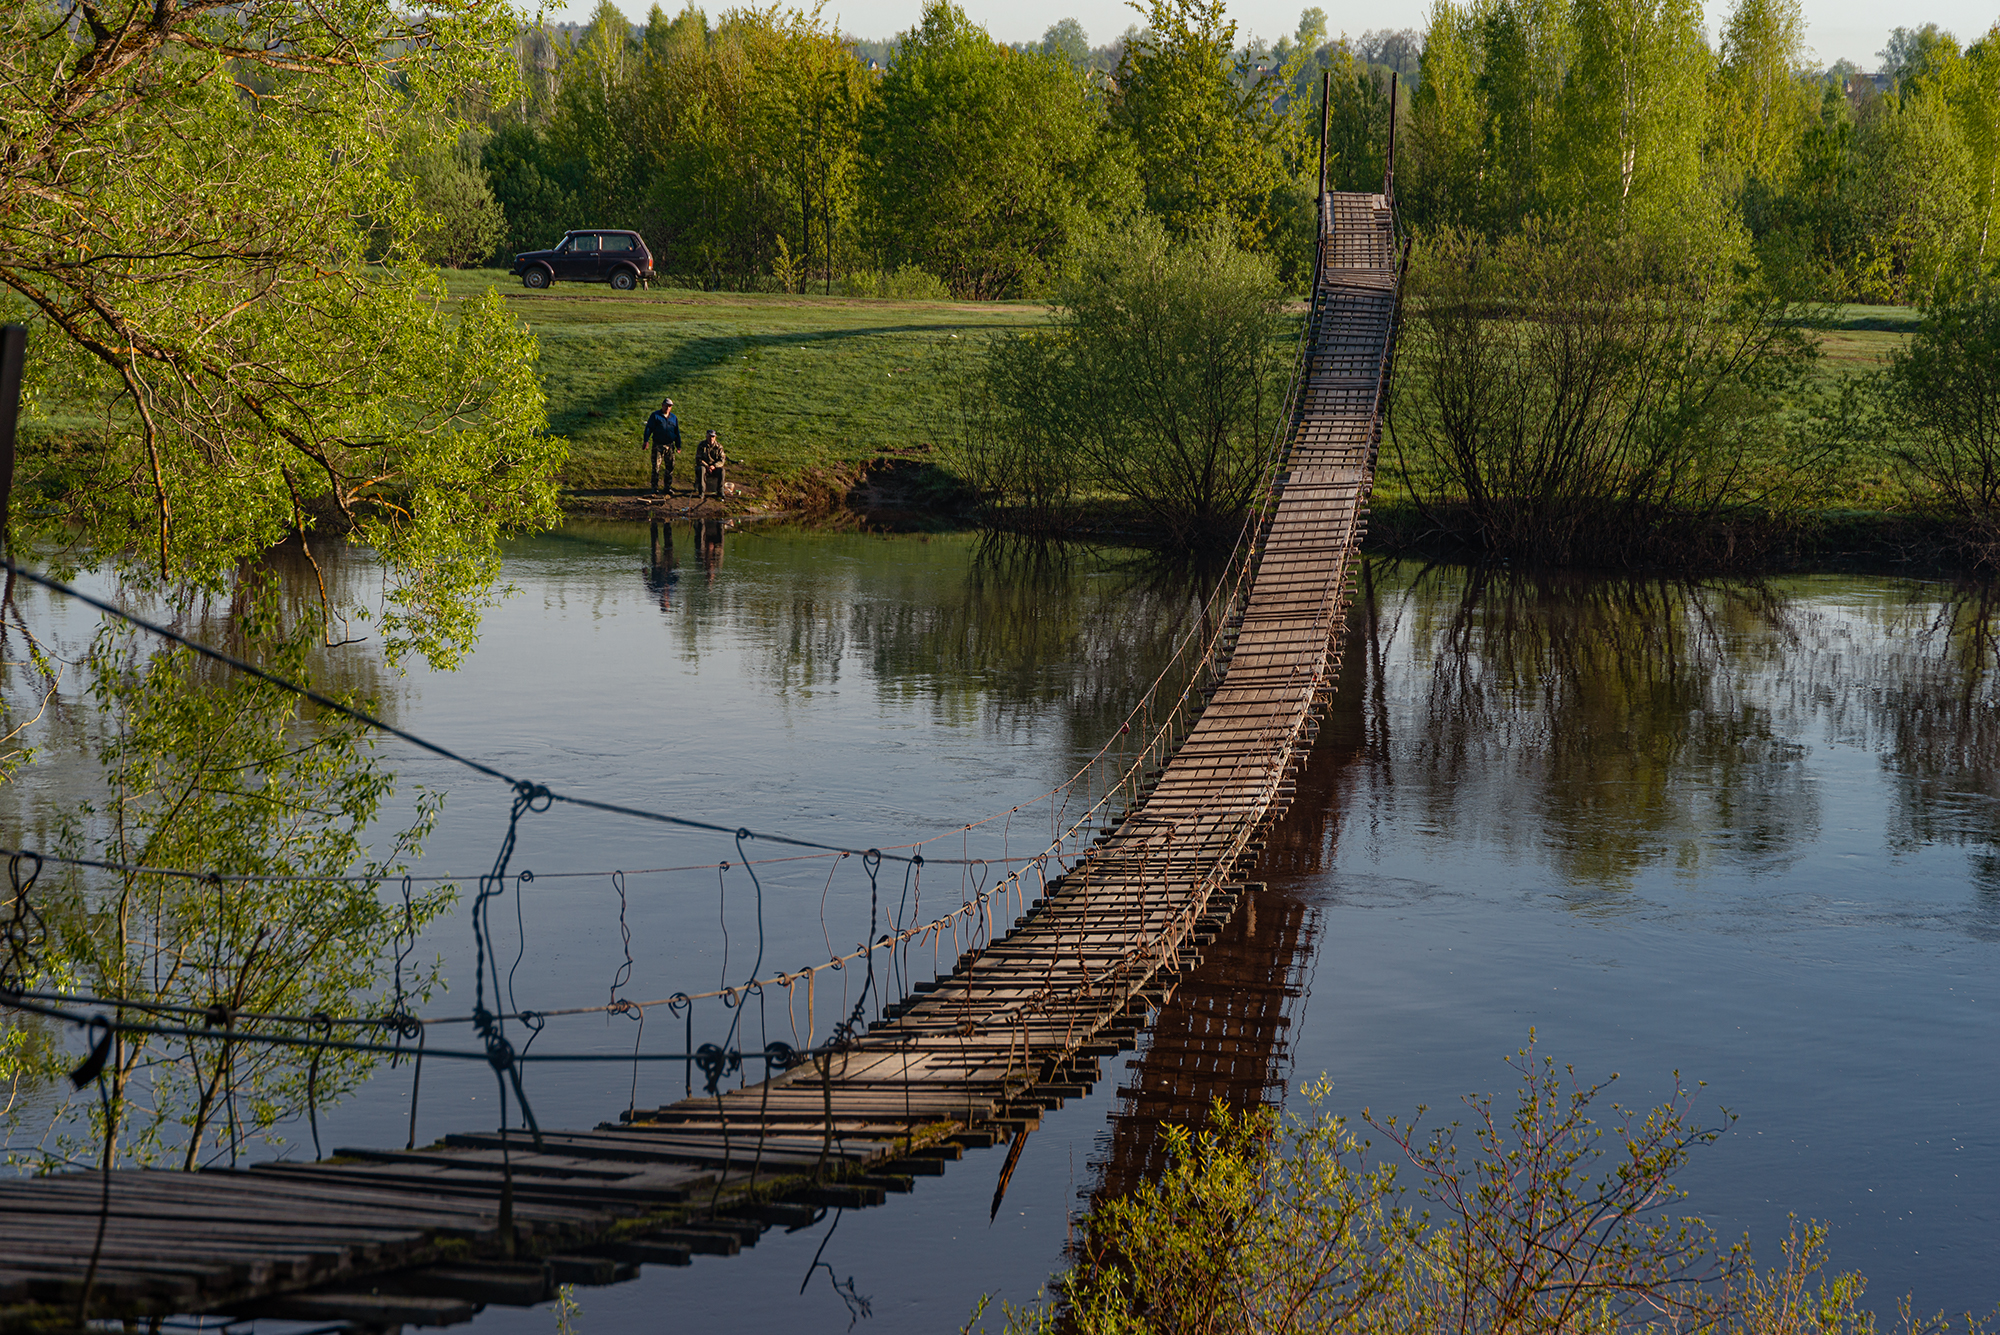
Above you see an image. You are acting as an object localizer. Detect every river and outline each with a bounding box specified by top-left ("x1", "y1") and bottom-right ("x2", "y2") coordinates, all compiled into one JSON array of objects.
[{"x1": 7, "y1": 521, "x2": 1998, "y2": 1331}]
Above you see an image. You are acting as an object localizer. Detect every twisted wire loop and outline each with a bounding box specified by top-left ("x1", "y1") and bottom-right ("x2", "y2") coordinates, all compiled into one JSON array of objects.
[
  {"x1": 607, "y1": 870, "x2": 634, "y2": 1010},
  {"x1": 1, "y1": 851, "x2": 45, "y2": 996},
  {"x1": 666, "y1": 992, "x2": 693, "y2": 1100},
  {"x1": 386, "y1": 873, "x2": 422, "y2": 1065},
  {"x1": 306, "y1": 1012, "x2": 332, "y2": 1161}
]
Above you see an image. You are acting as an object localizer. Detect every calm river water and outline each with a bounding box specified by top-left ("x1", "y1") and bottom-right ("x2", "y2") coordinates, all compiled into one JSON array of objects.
[{"x1": 10, "y1": 521, "x2": 2000, "y2": 1331}]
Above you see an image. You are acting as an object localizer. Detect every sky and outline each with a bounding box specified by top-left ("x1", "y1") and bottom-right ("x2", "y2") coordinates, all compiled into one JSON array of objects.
[{"x1": 544, "y1": 0, "x2": 1999, "y2": 72}]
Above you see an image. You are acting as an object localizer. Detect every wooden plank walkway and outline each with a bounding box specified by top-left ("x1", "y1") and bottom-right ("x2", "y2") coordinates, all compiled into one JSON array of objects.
[{"x1": 0, "y1": 191, "x2": 1403, "y2": 1331}]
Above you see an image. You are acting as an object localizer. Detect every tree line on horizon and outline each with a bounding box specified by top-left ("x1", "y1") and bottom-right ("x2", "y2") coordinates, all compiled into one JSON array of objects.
[
  {"x1": 405, "y1": 0, "x2": 1999, "y2": 305},
  {"x1": 426, "y1": 0, "x2": 1389, "y2": 295}
]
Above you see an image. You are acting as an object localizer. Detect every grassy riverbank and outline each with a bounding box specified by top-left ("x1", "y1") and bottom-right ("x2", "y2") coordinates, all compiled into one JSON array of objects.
[
  {"x1": 467, "y1": 274, "x2": 1917, "y2": 521},
  {"x1": 442, "y1": 271, "x2": 1051, "y2": 496},
  {"x1": 17, "y1": 274, "x2": 1932, "y2": 554}
]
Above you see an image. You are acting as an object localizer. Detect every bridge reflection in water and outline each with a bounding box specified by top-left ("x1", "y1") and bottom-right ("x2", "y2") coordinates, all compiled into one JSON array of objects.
[
  {"x1": 1084, "y1": 604, "x2": 1369, "y2": 1208},
  {"x1": 1086, "y1": 882, "x2": 1319, "y2": 1205}
]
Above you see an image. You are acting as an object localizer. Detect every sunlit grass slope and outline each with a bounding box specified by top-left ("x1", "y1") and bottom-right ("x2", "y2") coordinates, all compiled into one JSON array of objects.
[{"x1": 445, "y1": 271, "x2": 1052, "y2": 492}]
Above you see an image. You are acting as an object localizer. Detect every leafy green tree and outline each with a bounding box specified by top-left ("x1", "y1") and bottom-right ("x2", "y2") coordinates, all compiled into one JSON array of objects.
[
  {"x1": 483, "y1": 120, "x2": 587, "y2": 259},
  {"x1": 1557, "y1": 0, "x2": 1708, "y2": 223},
  {"x1": 1707, "y1": 0, "x2": 1814, "y2": 192},
  {"x1": 988, "y1": 217, "x2": 1287, "y2": 545},
  {"x1": 1033, "y1": 1038, "x2": 1737, "y2": 1335},
  {"x1": 1953, "y1": 25, "x2": 2000, "y2": 268},
  {"x1": 1109, "y1": 0, "x2": 1309, "y2": 255},
  {"x1": 1881, "y1": 23, "x2": 1957, "y2": 94},
  {"x1": 1744, "y1": 83, "x2": 1864, "y2": 296},
  {"x1": 543, "y1": 1, "x2": 647, "y2": 226},
  {"x1": 644, "y1": 3, "x2": 709, "y2": 62},
  {"x1": 1882, "y1": 285, "x2": 2000, "y2": 562},
  {"x1": 1041, "y1": 17, "x2": 1091, "y2": 68},
  {"x1": 1322, "y1": 41, "x2": 1396, "y2": 195},
  {"x1": 1473, "y1": 0, "x2": 1576, "y2": 230},
  {"x1": 1851, "y1": 87, "x2": 1976, "y2": 301},
  {"x1": 1407, "y1": 0, "x2": 1490, "y2": 227},
  {"x1": 626, "y1": 5, "x2": 868, "y2": 288},
  {"x1": 397, "y1": 127, "x2": 508, "y2": 269},
  {"x1": 6, "y1": 592, "x2": 452, "y2": 1170},
  {"x1": 1391, "y1": 217, "x2": 1829, "y2": 565},
  {"x1": 0, "y1": 0, "x2": 561, "y2": 668},
  {"x1": 859, "y1": 1, "x2": 1134, "y2": 298},
  {"x1": 1409, "y1": 0, "x2": 1711, "y2": 235}
]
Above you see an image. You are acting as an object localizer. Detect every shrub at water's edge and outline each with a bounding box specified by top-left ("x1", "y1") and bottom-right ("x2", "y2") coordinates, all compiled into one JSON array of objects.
[
  {"x1": 1880, "y1": 283, "x2": 2000, "y2": 568},
  {"x1": 943, "y1": 217, "x2": 1290, "y2": 549},
  {"x1": 1386, "y1": 212, "x2": 1849, "y2": 569}
]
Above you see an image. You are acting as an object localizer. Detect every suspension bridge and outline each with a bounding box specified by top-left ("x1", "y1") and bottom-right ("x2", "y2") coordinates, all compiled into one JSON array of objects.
[{"x1": 0, "y1": 152, "x2": 1406, "y2": 1329}]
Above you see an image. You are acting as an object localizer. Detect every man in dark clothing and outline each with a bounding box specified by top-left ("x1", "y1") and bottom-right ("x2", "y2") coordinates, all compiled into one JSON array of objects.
[
  {"x1": 643, "y1": 398, "x2": 681, "y2": 492},
  {"x1": 695, "y1": 429, "x2": 727, "y2": 498}
]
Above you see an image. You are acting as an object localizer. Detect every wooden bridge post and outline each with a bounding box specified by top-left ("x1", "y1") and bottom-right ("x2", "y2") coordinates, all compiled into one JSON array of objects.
[
  {"x1": 1317, "y1": 70, "x2": 1331, "y2": 199},
  {"x1": 1384, "y1": 71, "x2": 1399, "y2": 201},
  {"x1": 0, "y1": 324, "x2": 24, "y2": 557}
]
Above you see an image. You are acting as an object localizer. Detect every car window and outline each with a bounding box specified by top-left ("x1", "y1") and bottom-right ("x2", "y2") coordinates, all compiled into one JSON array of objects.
[
  {"x1": 602, "y1": 233, "x2": 634, "y2": 253},
  {"x1": 572, "y1": 234, "x2": 600, "y2": 253},
  {"x1": 554, "y1": 237, "x2": 571, "y2": 253}
]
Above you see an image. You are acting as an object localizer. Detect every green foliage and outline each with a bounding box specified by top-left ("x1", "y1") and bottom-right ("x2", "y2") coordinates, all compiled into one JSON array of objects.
[
  {"x1": 982, "y1": 218, "x2": 1288, "y2": 545},
  {"x1": 1042, "y1": 18, "x2": 1091, "y2": 68},
  {"x1": 1708, "y1": 0, "x2": 1814, "y2": 192},
  {"x1": 1560, "y1": 0, "x2": 1707, "y2": 223},
  {"x1": 1881, "y1": 284, "x2": 2000, "y2": 560},
  {"x1": 983, "y1": 1038, "x2": 2000, "y2": 1335},
  {"x1": 1851, "y1": 88, "x2": 1977, "y2": 301},
  {"x1": 859, "y1": 1, "x2": 1137, "y2": 298},
  {"x1": 1109, "y1": 0, "x2": 1315, "y2": 268},
  {"x1": 494, "y1": 3, "x2": 873, "y2": 292},
  {"x1": 1407, "y1": 0, "x2": 1707, "y2": 233},
  {"x1": 3, "y1": 588, "x2": 452, "y2": 1170},
  {"x1": 1023, "y1": 1037, "x2": 1736, "y2": 1335},
  {"x1": 1063, "y1": 1086, "x2": 1407, "y2": 1334},
  {"x1": 484, "y1": 119, "x2": 590, "y2": 261},
  {"x1": 1, "y1": 0, "x2": 564, "y2": 666},
  {"x1": 1390, "y1": 215, "x2": 1837, "y2": 565},
  {"x1": 399, "y1": 128, "x2": 510, "y2": 270},
  {"x1": 1321, "y1": 42, "x2": 1395, "y2": 196}
]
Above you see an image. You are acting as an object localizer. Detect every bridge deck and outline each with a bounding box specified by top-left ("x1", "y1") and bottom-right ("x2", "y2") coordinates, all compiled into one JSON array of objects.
[{"x1": 0, "y1": 192, "x2": 1402, "y2": 1330}]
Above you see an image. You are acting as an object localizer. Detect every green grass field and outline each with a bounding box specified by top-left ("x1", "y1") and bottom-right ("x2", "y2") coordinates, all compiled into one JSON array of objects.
[
  {"x1": 22, "y1": 272, "x2": 1924, "y2": 513},
  {"x1": 444, "y1": 270, "x2": 1054, "y2": 492},
  {"x1": 459, "y1": 273, "x2": 1920, "y2": 502}
]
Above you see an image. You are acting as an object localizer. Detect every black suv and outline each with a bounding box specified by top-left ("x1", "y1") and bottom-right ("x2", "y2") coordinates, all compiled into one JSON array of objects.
[{"x1": 512, "y1": 230, "x2": 656, "y2": 290}]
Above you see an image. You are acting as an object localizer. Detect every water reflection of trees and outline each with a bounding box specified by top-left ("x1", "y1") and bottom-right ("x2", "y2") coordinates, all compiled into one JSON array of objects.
[
  {"x1": 638, "y1": 526, "x2": 1213, "y2": 770},
  {"x1": 1867, "y1": 582, "x2": 2000, "y2": 918},
  {"x1": 1369, "y1": 561, "x2": 1818, "y2": 895}
]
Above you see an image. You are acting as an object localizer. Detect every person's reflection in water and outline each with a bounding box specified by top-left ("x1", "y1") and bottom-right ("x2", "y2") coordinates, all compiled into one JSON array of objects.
[
  {"x1": 697, "y1": 518, "x2": 725, "y2": 583},
  {"x1": 644, "y1": 519, "x2": 677, "y2": 612}
]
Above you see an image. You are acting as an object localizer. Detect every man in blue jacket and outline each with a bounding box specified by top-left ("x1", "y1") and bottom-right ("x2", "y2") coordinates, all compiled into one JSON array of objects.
[{"x1": 643, "y1": 397, "x2": 681, "y2": 493}]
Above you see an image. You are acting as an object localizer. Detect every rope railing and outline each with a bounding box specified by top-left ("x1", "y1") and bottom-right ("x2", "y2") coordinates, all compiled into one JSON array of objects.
[{"x1": 0, "y1": 172, "x2": 1389, "y2": 1164}]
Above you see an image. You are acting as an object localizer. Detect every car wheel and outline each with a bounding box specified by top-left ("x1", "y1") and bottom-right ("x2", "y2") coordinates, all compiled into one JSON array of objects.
[
  {"x1": 609, "y1": 267, "x2": 638, "y2": 292},
  {"x1": 523, "y1": 267, "x2": 550, "y2": 290}
]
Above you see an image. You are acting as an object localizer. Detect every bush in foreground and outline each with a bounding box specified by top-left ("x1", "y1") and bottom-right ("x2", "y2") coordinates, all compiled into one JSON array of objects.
[{"x1": 980, "y1": 1036, "x2": 1995, "y2": 1335}]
